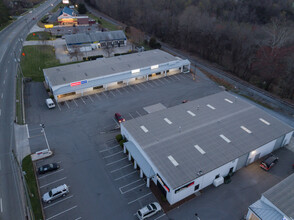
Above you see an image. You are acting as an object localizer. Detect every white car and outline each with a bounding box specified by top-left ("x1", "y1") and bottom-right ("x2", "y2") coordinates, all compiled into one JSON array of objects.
[
  {"x1": 46, "y1": 98, "x2": 55, "y2": 109},
  {"x1": 42, "y1": 184, "x2": 69, "y2": 203},
  {"x1": 136, "y1": 202, "x2": 162, "y2": 219}
]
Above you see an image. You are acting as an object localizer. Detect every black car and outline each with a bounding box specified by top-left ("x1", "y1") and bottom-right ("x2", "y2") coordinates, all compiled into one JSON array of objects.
[
  {"x1": 260, "y1": 154, "x2": 279, "y2": 171},
  {"x1": 38, "y1": 163, "x2": 60, "y2": 174}
]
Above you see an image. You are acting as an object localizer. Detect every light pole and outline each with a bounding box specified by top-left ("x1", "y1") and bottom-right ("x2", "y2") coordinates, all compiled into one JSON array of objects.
[{"x1": 40, "y1": 124, "x2": 51, "y2": 151}]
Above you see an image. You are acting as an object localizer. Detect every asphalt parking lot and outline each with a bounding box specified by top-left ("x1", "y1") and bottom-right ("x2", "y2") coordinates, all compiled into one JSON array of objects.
[
  {"x1": 24, "y1": 70, "x2": 294, "y2": 220},
  {"x1": 25, "y1": 71, "x2": 221, "y2": 220}
]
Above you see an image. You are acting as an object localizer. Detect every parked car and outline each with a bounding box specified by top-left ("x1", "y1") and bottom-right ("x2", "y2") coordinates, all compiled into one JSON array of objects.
[
  {"x1": 136, "y1": 202, "x2": 161, "y2": 219},
  {"x1": 182, "y1": 100, "x2": 188, "y2": 103},
  {"x1": 115, "y1": 113, "x2": 125, "y2": 123},
  {"x1": 38, "y1": 163, "x2": 60, "y2": 174},
  {"x1": 46, "y1": 98, "x2": 55, "y2": 109},
  {"x1": 42, "y1": 184, "x2": 69, "y2": 203},
  {"x1": 260, "y1": 154, "x2": 279, "y2": 171}
]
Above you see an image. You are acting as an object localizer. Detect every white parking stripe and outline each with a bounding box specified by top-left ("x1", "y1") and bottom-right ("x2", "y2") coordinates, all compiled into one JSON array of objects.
[
  {"x1": 134, "y1": 84, "x2": 142, "y2": 91},
  {"x1": 129, "y1": 86, "x2": 136, "y2": 92},
  {"x1": 44, "y1": 195, "x2": 74, "y2": 209},
  {"x1": 38, "y1": 169, "x2": 64, "y2": 179},
  {"x1": 74, "y1": 217, "x2": 82, "y2": 220},
  {"x1": 116, "y1": 89, "x2": 123, "y2": 95},
  {"x1": 1, "y1": 93, "x2": 3, "y2": 99},
  {"x1": 136, "y1": 111, "x2": 142, "y2": 117},
  {"x1": 174, "y1": 75, "x2": 181, "y2": 80},
  {"x1": 80, "y1": 97, "x2": 86, "y2": 104},
  {"x1": 88, "y1": 95, "x2": 94, "y2": 102},
  {"x1": 120, "y1": 179, "x2": 141, "y2": 189},
  {"x1": 95, "y1": 93, "x2": 102, "y2": 100},
  {"x1": 65, "y1": 101, "x2": 70, "y2": 109},
  {"x1": 152, "y1": 80, "x2": 160, "y2": 86},
  {"x1": 110, "y1": 164, "x2": 131, "y2": 173},
  {"x1": 128, "y1": 192, "x2": 152, "y2": 205},
  {"x1": 146, "y1": 81, "x2": 154, "y2": 87},
  {"x1": 102, "y1": 92, "x2": 109, "y2": 98},
  {"x1": 40, "y1": 177, "x2": 67, "y2": 188},
  {"x1": 56, "y1": 103, "x2": 61, "y2": 111},
  {"x1": 156, "y1": 79, "x2": 165, "y2": 85},
  {"x1": 140, "y1": 83, "x2": 148, "y2": 88},
  {"x1": 73, "y1": 99, "x2": 78, "y2": 106},
  {"x1": 103, "y1": 150, "x2": 123, "y2": 159},
  {"x1": 163, "y1": 78, "x2": 170, "y2": 83},
  {"x1": 106, "y1": 157, "x2": 127, "y2": 166},
  {"x1": 121, "y1": 183, "x2": 145, "y2": 194},
  {"x1": 3, "y1": 80, "x2": 5, "y2": 84},
  {"x1": 110, "y1": 90, "x2": 116, "y2": 97},
  {"x1": 128, "y1": 113, "x2": 134, "y2": 119},
  {"x1": 0, "y1": 109, "x2": 1, "y2": 116},
  {"x1": 122, "y1": 87, "x2": 130, "y2": 93},
  {"x1": 114, "y1": 171, "x2": 137, "y2": 181},
  {"x1": 99, "y1": 145, "x2": 120, "y2": 153},
  {"x1": 154, "y1": 214, "x2": 166, "y2": 220},
  {"x1": 46, "y1": 205, "x2": 77, "y2": 220},
  {"x1": 0, "y1": 198, "x2": 2, "y2": 212}
]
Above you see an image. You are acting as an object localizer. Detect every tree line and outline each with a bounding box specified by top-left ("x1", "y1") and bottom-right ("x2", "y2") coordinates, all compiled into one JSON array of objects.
[{"x1": 86, "y1": 0, "x2": 294, "y2": 100}]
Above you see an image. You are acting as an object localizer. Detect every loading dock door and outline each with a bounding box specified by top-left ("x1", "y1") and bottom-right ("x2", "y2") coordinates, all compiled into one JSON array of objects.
[
  {"x1": 273, "y1": 135, "x2": 284, "y2": 150},
  {"x1": 236, "y1": 153, "x2": 249, "y2": 170}
]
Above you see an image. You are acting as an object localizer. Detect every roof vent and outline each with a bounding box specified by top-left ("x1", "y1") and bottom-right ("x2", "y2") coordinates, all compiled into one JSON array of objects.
[{"x1": 259, "y1": 118, "x2": 270, "y2": 125}]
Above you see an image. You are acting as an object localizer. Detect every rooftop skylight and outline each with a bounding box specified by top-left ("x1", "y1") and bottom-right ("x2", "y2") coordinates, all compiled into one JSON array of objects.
[
  {"x1": 168, "y1": 155, "x2": 179, "y2": 167},
  {"x1": 241, "y1": 126, "x2": 252, "y2": 134},
  {"x1": 220, "y1": 134, "x2": 231, "y2": 143},
  {"x1": 194, "y1": 145, "x2": 206, "y2": 154},
  {"x1": 140, "y1": 126, "x2": 149, "y2": 133},
  {"x1": 207, "y1": 104, "x2": 216, "y2": 110},
  {"x1": 164, "y1": 118, "x2": 172, "y2": 124},
  {"x1": 259, "y1": 118, "x2": 270, "y2": 125},
  {"x1": 187, "y1": 110, "x2": 196, "y2": 117}
]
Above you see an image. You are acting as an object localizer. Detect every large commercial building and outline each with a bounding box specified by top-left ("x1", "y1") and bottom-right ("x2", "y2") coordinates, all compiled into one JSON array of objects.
[
  {"x1": 43, "y1": 50, "x2": 190, "y2": 102},
  {"x1": 120, "y1": 92, "x2": 294, "y2": 205},
  {"x1": 64, "y1": 30, "x2": 127, "y2": 52},
  {"x1": 247, "y1": 173, "x2": 294, "y2": 220}
]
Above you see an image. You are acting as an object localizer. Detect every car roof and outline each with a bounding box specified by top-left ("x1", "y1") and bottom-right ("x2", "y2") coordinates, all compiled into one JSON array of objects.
[
  {"x1": 52, "y1": 184, "x2": 67, "y2": 193},
  {"x1": 263, "y1": 156, "x2": 277, "y2": 164}
]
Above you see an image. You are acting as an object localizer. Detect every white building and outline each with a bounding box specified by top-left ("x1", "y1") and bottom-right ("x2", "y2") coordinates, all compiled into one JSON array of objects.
[
  {"x1": 120, "y1": 92, "x2": 294, "y2": 205},
  {"x1": 43, "y1": 49, "x2": 190, "y2": 102},
  {"x1": 247, "y1": 173, "x2": 294, "y2": 220}
]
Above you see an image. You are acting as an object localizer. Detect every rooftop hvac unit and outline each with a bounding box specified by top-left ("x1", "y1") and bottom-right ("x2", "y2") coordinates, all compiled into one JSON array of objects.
[{"x1": 213, "y1": 176, "x2": 224, "y2": 187}]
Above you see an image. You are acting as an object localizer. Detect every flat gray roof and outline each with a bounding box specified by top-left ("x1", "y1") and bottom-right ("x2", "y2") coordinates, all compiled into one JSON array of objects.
[
  {"x1": 122, "y1": 92, "x2": 293, "y2": 189},
  {"x1": 65, "y1": 30, "x2": 126, "y2": 45},
  {"x1": 43, "y1": 49, "x2": 183, "y2": 87},
  {"x1": 263, "y1": 173, "x2": 294, "y2": 218}
]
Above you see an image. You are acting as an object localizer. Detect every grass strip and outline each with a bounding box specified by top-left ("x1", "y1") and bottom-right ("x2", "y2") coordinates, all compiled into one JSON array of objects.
[
  {"x1": 26, "y1": 32, "x2": 56, "y2": 41},
  {"x1": 22, "y1": 155, "x2": 43, "y2": 220},
  {"x1": 86, "y1": 12, "x2": 119, "y2": 31}
]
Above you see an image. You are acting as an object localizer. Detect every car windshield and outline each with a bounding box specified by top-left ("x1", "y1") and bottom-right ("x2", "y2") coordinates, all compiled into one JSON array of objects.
[
  {"x1": 39, "y1": 167, "x2": 43, "y2": 171},
  {"x1": 49, "y1": 190, "x2": 53, "y2": 197},
  {"x1": 150, "y1": 204, "x2": 156, "y2": 210},
  {"x1": 147, "y1": 205, "x2": 152, "y2": 211},
  {"x1": 49, "y1": 164, "x2": 53, "y2": 168},
  {"x1": 137, "y1": 211, "x2": 142, "y2": 216}
]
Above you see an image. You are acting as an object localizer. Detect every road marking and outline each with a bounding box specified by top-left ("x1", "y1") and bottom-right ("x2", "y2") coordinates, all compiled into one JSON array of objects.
[
  {"x1": 122, "y1": 87, "x2": 130, "y2": 93},
  {"x1": 8, "y1": 61, "x2": 10, "y2": 63},
  {"x1": 163, "y1": 77, "x2": 170, "y2": 83},
  {"x1": 115, "y1": 171, "x2": 137, "y2": 181},
  {"x1": 128, "y1": 113, "x2": 134, "y2": 119},
  {"x1": 112, "y1": 118, "x2": 120, "y2": 127},
  {"x1": 1, "y1": 93, "x2": 3, "y2": 99},
  {"x1": 40, "y1": 177, "x2": 67, "y2": 188},
  {"x1": 38, "y1": 169, "x2": 64, "y2": 179},
  {"x1": 147, "y1": 81, "x2": 155, "y2": 87},
  {"x1": 56, "y1": 103, "x2": 61, "y2": 111},
  {"x1": 152, "y1": 80, "x2": 160, "y2": 86},
  {"x1": 65, "y1": 101, "x2": 70, "y2": 109},
  {"x1": 128, "y1": 86, "x2": 136, "y2": 92},
  {"x1": 88, "y1": 95, "x2": 94, "y2": 102},
  {"x1": 119, "y1": 179, "x2": 141, "y2": 190},
  {"x1": 73, "y1": 99, "x2": 78, "y2": 106},
  {"x1": 44, "y1": 195, "x2": 73, "y2": 209},
  {"x1": 103, "y1": 150, "x2": 123, "y2": 159},
  {"x1": 0, "y1": 109, "x2": 1, "y2": 116},
  {"x1": 110, "y1": 164, "x2": 132, "y2": 173},
  {"x1": 136, "y1": 111, "x2": 142, "y2": 117},
  {"x1": 106, "y1": 157, "x2": 127, "y2": 166},
  {"x1": 134, "y1": 84, "x2": 143, "y2": 90},
  {"x1": 128, "y1": 192, "x2": 152, "y2": 205},
  {"x1": 121, "y1": 183, "x2": 145, "y2": 194},
  {"x1": 102, "y1": 92, "x2": 109, "y2": 98},
  {"x1": 74, "y1": 217, "x2": 82, "y2": 220},
  {"x1": 156, "y1": 79, "x2": 165, "y2": 85},
  {"x1": 154, "y1": 214, "x2": 166, "y2": 220},
  {"x1": 99, "y1": 145, "x2": 120, "y2": 153},
  {"x1": 26, "y1": 124, "x2": 30, "y2": 138},
  {"x1": 95, "y1": 93, "x2": 102, "y2": 100},
  {"x1": 174, "y1": 75, "x2": 181, "y2": 80},
  {"x1": 110, "y1": 90, "x2": 116, "y2": 97},
  {"x1": 5, "y1": 69, "x2": 7, "y2": 73},
  {"x1": 3, "y1": 80, "x2": 5, "y2": 84},
  {"x1": 0, "y1": 198, "x2": 2, "y2": 212},
  {"x1": 80, "y1": 97, "x2": 86, "y2": 104},
  {"x1": 46, "y1": 205, "x2": 77, "y2": 220},
  {"x1": 116, "y1": 89, "x2": 123, "y2": 95}
]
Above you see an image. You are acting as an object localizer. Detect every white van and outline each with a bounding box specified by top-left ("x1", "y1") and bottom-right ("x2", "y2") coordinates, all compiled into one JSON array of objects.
[{"x1": 46, "y1": 98, "x2": 55, "y2": 109}]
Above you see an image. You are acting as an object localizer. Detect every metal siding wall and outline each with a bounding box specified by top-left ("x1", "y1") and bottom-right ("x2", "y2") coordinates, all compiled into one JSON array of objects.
[
  {"x1": 273, "y1": 135, "x2": 284, "y2": 151},
  {"x1": 247, "y1": 140, "x2": 276, "y2": 165},
  {"x1": 236, "y1": 153, "x2": 249, "y2": 170},
  {"x1": 282, "y1": 131, "x2": 293, "y2": 146}
]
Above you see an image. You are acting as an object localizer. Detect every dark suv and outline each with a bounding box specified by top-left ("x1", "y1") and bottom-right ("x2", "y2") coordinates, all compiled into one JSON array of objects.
[{"x1": 260, "y1": 154, "x2": 279, "y2": 171}]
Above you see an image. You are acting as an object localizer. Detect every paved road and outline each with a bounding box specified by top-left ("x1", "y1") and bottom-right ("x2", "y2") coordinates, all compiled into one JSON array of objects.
[{"x1": 0, "y1": 0, "x2": 60, "y2": 219}]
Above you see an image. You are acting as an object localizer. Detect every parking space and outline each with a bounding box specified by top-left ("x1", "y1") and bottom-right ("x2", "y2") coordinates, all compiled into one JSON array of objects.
[
  {"x1": 98, "y1": 138, "x2": 168, "y2": 220},
  {"x1": 53, "y1": 73, "x2": 195, "y2": 112}
]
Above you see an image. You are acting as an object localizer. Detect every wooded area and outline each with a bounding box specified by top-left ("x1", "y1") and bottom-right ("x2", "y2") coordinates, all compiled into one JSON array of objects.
[{"x1": 87, "y1": 0, "x2": 294, "y2": 100}]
